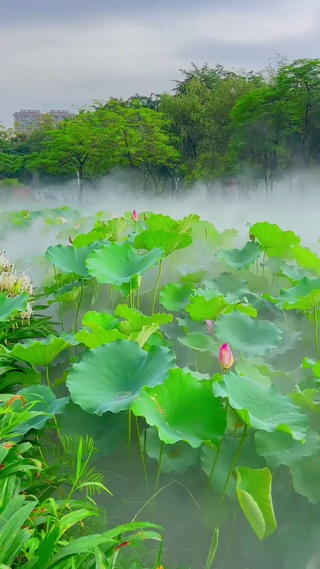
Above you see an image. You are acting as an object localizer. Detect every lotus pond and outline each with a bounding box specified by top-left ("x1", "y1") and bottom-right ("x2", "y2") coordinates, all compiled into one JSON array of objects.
[{"x1": 2, "y1": 206, "x2": 320, "y2": 569}]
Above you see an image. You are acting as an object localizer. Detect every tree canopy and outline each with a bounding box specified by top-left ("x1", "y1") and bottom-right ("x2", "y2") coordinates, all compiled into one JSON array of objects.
[{"x1": 2, "y1": 57, "x2": 320, "y2": 199}]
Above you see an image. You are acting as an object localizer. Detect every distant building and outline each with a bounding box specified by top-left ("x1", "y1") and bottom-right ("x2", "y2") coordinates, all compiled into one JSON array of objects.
[{"x1": 13, "y1": 109, "x2": 73, "y2": 132}]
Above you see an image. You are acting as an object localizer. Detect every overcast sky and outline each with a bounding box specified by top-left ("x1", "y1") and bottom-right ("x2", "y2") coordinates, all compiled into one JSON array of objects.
[{"x1": 1, "y1": 0, "x2": 319, "y2": 126}]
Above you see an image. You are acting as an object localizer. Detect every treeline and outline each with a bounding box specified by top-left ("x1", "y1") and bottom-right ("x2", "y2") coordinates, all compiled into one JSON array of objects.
[{"x1": 1, "y1": 56, "x2": 320, "y2": 199}]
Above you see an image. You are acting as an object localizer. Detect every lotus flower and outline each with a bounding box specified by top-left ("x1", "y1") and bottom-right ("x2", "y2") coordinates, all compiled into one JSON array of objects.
[
  {"x1": 219, "y1": 343, "x2": 234, "y2": 370},
  {"x1": 205, "y1": 319, "x2": 214, "y2": 334},
  {"x1": 132, "y1": 209, "x2": 139, "y2": 222}
]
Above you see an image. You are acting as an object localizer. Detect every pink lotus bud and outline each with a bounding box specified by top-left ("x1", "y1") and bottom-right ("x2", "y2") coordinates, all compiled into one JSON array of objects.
[
  {"x1": 219, "y1": 343, "x2": 234, "y2": 370},
  {"x1": 205, "y1": 320, "x2": 214, "y2": 334},
  {"x1": 76, "y1": 224, "x2": 80, "y2": 230},
  {"x1": 132, "y1": 210, "x2": 139, "y2": 222}
]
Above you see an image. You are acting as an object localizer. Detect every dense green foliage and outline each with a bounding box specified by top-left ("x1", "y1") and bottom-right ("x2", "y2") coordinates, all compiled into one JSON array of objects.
[
  {"x1": 2, "y1": 57, "x2": 320, "y2": 196},
  {"x1": 2, "y1": 206, "x2": 320, "y2": 567}
]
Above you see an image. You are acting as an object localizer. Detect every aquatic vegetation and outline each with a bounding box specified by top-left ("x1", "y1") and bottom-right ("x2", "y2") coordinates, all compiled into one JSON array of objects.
[{"x1": 2, "y1": 207, "x2": 320, "y2": 568}]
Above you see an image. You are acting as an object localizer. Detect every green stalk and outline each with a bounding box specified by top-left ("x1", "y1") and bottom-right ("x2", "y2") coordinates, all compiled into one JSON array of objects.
[
  {"x1": 315, "y1": 306, "x2": 320, "y2": 359},
  {"x1": 136, "y1": 280, "x2": 140, "y2": 311},
  {"x1": 204, "y1": 227, "x2": 208, "y2": 258},
  {"x1": 151, "y1": 259, "x2": 163, "y2": 315},
  {"x1": 45, "y1": 365, "x2": 51, "y2": 389},
  {"x1": 135, "y1": 417, "x2": 149, "y2": 495},
  {"x1": 208, "y1": 401, "x2": 228, "y2": 486},
  {"x1": 46, "y1": 365, "x2": 65, "y2": 451},
  {"x1": 75, "y1": 278, "x2": 85, "y2": 332},
  {"x1": 220, "y1": 424, "x2": 247, "y2": 503},
  {"x1": 155, "y1": 440, "x2": 164, "y2": 492},
  {"x1": 205, "y1": 528, "x2": 219, "y2": 569},
  {"x1": 172, "y1": 250, "x2": 177, "y2": 279},
  {"x1": 53, "y1": 265, "x2": 64, "y2": 331},
  {"x1": 128, "y1": 409, "x2": 132, "y2": 448}
]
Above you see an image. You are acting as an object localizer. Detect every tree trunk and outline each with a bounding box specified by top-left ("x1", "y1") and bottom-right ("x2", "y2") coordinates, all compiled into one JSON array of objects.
[{"x1": 77, "y1": 169, "x2": 84, "y2": 204}]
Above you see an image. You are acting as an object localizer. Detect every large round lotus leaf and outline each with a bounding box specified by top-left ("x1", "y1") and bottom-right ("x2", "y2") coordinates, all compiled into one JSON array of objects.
[
  {"x1": 114, "y1": 306, "x2": 172, "y2": 338},
  {"x1": 235, "y1": 466, "x2": 277, "y2": 540},
  {"x1": 192, "y1": 221, "x2": 238, "y2": 249},
  {"x1": 75, "y1": 328, "x2": 127, "y2": 349},
  {"x1": 12, "y1": 385, "x2": 69, "y2": 434},
  {"x1": 86, "y1": 242, "x2": 164, "y2": 286},
  {"x1": 255, "y1": 429, "x2": 320, "y2": 469},
  {"x1": 0, "y1": 292, "x2": 29, "y2": 321},
  {"x1": 143, "y1": 426, "x2": 200, "y2": 473},
  {"x1": 159, "y1": 282, "x2": 194, "y2": 312},
  {"x1": 186, "y1": 294, "x2": 229, "y2": 321},
  {"x1": 178, "y1": 332, "x2": 218, "y2": 353},
  {"x1": 57, "y1": 402, "x2": 127, "y2": 457},
  {"x1": 134, "y1": 229, "x2": 192, "y2": 257},
  {"x1": 290, "y1": 245, "x2": 320, "y2": 275},
  {"x1": 2, "y1": 335, "x2": 71, "y2": 366},
  {"x1": 45, "y1": 244, "x2": 96, "y2": 276},
  {"x1": 213, "y1": 372, "x2": 308, "y2": 441},
  {"x1": 214, "y1": 272, "x2": 248, "y2": 295},
  {"x1": 131, "y1": 368, "x2": 227, "y2": 447},
  {"x1": 249, "y1": 222, "x2": 300, "y2": 257},
  {"x1": 82, "y1": 311, "x2": 119, "y2": 330},
  {"x1": 289, "y1": 452, "x2": 320, "y2": 504},
  {"x1": 145, "y1": 213, "x2": 178, "y2": 232},
  {"x1": 66, "y1": 339, "x2": 175, "y2": 414},
  {"x1": 276, "y1": 277, "x2": 320, "y2": 310},
  {"x1": 214, "y1": 311, "x2": 282, "y2": 357},
  {"x1": 216, "y1": 241, "x2": 262, "y2": 270}
]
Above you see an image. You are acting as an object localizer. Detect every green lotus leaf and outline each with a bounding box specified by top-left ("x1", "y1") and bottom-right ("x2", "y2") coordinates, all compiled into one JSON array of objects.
[
  {"x1": 192, "y1": 221, "x2": 238, "y2": 249},
  {"x1": 290, "y1": 452, "x2": 320, "y2": 504},
  {"x1": 86, "y1": 242, "x2": 164, "y2": 286},
  {"x1": 186, "y1": 294, "x2": 228, "y2": 321},
  {"x1": 178, "y1": 332, "x2": 218, "y2": 353},
  {"x1": 213, "y1": 272, "x2": 248, "y2": 295},
  {"x1": 57, "y1": 402, "x2": 127, "y2": 456},
  {"x1": 1, "y1": 336, "x2": 71, "y2": 366},
  {"x1": 82, "y1": 311, "x2": 119, "y2": 331},
  {"x1": 45, "y1": 244, "x2": 96, "y2": 276},
  {"x1": 236, "y1": 466, "x2": 277, "y2": 540},
  {"x1": 179, "y1": 270, "x2": 207, "y2": 283},
  {"x1": 216, "y1": 241, "x2": 263, "y2": 270},
  {"x1": 215, "y1": 311, "x2": 282, "y2": 357},
  {"x1": 114, "y1": 305, "x2": 172, "y2": 334},
  {"x1": 159, "y1": 282, "x2": 194, "y2": 312},
  {"x1": 73, "y1": 230, "x2": 105, "y2": 248},
  {"x1": 143, "y1": 426, "x2": 200, "y2": 473},
  {"x1": 276, "y1": 277, "x2": 320, "y2": 310},
  {"x1": 290, "y1": 245, "x2": 320, "y2": 275},
  {"x1": 75, "y1": 328, "x2": 127, "y2": 349},
  {"x1": 213, "y1": 372, "x2": 308, "y2": 441},
  {"x1": 255, "y1": 430, "x2": 320, "y2": 469},
  {"x1": 66, "y1": 339, "x2": 175, "y2": 414},
  {"x1": 0, "y1": 292, "x2": 29, "y2": 321},
  {"x1": 249, "y1": 222, "x2": 300, "y2": 257},
  {"x1": 131, "y1": 368, "x2": 227, "y2": 447},
  {"x1": 12, "y1": 385, "x2": 69, "y2": 434},
  {"x1": 145, "y1": 213, "x2": 178, "y2": 232},
  {"x1": 177, "y1": 214, "x2": 200, "y2": 233},
  {"x1": 134, "y1": 229, "x2": 192, "y2": 257}
]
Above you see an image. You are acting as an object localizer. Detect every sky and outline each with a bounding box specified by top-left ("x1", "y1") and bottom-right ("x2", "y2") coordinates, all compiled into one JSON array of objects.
[{"x1": 1, "y1": 0, "x2": 319, "y2": 127}]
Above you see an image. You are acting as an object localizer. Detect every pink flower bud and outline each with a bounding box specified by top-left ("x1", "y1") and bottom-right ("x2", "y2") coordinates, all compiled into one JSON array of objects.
[
  {"x1": 219, "y1": 343, "x2": 234, "y2": 370},
  {"x1": 132, "y1": 210, "x2": 139, "y2": 222},
  {"x1": 205, "y1": 320, "x2": 214, "y2": 334}
]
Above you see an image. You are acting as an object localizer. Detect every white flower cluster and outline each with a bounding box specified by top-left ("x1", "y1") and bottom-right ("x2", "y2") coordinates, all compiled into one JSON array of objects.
[{"x1": 0, "y1": 251, "x2": 33, "y2": 322}]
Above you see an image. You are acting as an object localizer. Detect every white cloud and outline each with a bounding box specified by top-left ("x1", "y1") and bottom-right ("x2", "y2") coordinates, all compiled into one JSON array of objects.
[{"x1": 0, "y1": 0, "x2": 319, "y2": 126}]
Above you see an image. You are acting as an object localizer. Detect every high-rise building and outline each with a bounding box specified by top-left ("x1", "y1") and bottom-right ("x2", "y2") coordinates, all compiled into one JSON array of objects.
[
  {"x1": 13, "y1": 109, "x2": 73, "y2": 132},
  {"x1": 13, "y1": 110, "x2": 41, "y2": 132}
]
